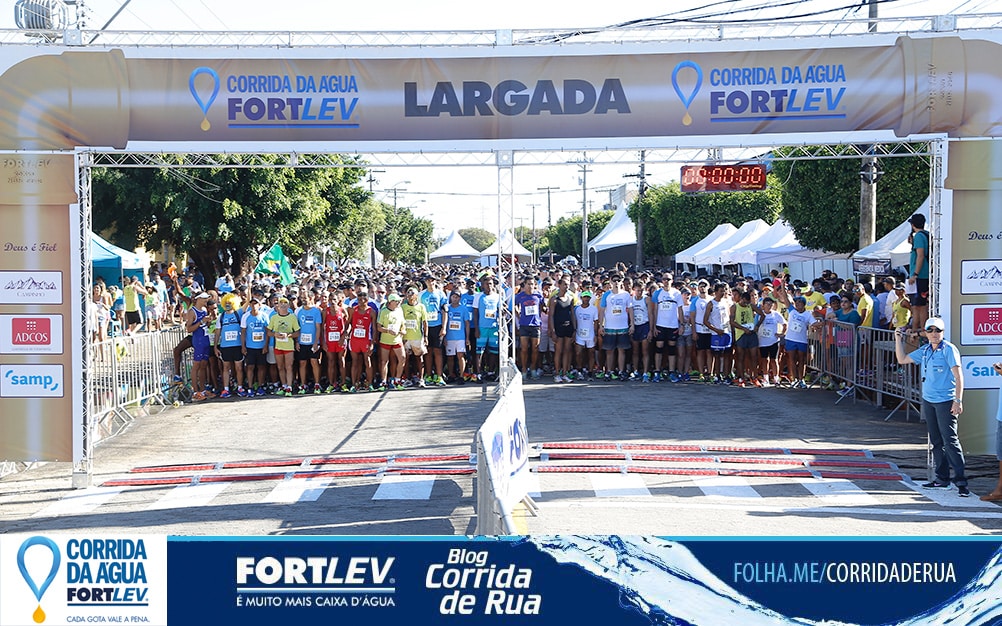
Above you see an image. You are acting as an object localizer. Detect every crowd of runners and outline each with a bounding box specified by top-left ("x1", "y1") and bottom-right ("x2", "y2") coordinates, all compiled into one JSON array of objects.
[{"x1": 106, "y1": 259, "x2": 921, "y2": 402}]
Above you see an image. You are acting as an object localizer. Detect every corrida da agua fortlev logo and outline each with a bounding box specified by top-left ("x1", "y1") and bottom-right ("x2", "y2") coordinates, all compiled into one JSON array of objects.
[{"x1": 17, "y1": 536, "x2": 61, "y2": 623}]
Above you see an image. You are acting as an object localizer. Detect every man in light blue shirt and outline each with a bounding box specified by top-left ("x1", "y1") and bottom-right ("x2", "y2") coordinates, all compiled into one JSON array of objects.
[{"x1": 894, "y1": 316, "x2": 968, "y2": 496}]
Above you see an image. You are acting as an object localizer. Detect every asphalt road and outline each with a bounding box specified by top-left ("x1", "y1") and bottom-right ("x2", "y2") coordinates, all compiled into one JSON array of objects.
[{"x1": 2, "y1": 377, "x2": 1000, "y2": 536}]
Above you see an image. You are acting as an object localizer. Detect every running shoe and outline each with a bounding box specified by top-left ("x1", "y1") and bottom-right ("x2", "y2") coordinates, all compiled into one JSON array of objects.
[
  {"x1": 682, "y1": 372, "x2": 691, "y2": 382},
  {"x1": 392, "y1": 380, "x2": 406, "y2": 391},
  {"x1": 922, "y1": 480, "x2": 951, "y2": 489},
  {"x1": 629, "y1": 371, "x2": 639, "y2": 381},
  {"x1": 958, "y1": 485, "x2": 971, "y2": 497},
  {"x1": 219, "y1": 389, "x2": 232, "y2": 399},
  {"x1": 669, "y1": 371, "x2": 681, "y2": 383},
  {"x1": 192, "y1": 391, "x2": 206, "y2": 401},
  {"x1": 347, "y1": 385, "x2": 357, "y2": 393},
  {"x1": 172, "y1": 374, "x2": 183, "y2": 384},
  {"x1": 297, "y1": 388, "x2": 307, "y2": 395},
  {"x1": 314, "y1": 384, "x2": 322, "y2": 395},
  {"x1": 256, "y1": 387, "x2": 265, "y2": 397},
  {"x1": 418, "y1": 379, "x2": 427, "y2": 388},
  {"x1": 435, "y1": 376, "x2": 446, "y2": 386},
  {"x1": 326, "y1": 385, "x2": 337, "y2": 394},
  {"x1": 642, "y1": 372, "x2": 651, "y2": 383},
  {"x1": 603, "y1": 372, "x2": 612, "y2": 382}
]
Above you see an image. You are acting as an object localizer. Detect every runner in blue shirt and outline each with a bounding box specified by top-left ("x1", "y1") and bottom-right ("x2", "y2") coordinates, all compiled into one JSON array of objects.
[
  {"x1": 213, "y1": 296, "x2": 245, "y2": 398},
  {"x1": 241, "y1": 298, "x2": 271, "y2": 396},
  {"x1": 514, "y1": 277, "x2": 544, "y2": 379},
  {"x1": 296, "y1": 291, "x2": 325, "y2": 394},
  {"x1": 444, "y1": 291, "x2": 471, "y2": 384},
  {"x1": 420, "y1": 275, "x2": 449, "y2": 385},
  {"x1": 473, "y1": 277, "x2": 502, "y2": 381}
]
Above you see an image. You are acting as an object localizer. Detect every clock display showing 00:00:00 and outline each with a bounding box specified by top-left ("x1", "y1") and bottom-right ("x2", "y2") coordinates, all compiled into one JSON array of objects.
[{"x1": 680, "y1": 164, "x2": 767, "y2": 192}]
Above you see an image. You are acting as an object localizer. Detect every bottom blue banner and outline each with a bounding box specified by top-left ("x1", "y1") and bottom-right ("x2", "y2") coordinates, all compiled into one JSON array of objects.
[{"x1": 166, "y1": 536, "x2": 1002, "y2": 625}]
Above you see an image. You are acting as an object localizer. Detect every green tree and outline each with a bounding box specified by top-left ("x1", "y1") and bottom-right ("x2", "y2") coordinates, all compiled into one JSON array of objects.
[
  {"x1": 773, "y1": 148, "x2": 929, "y2": 253},
  {"x1": 375, "y1": 205, "x2": 435, "y2": 264},
  {"x1": 629, "y1": 180, "x2": 782, "y2": 256},
  {"x1": 457, "y1": 228, "x2": 496, "y2": 252},
  {"x1": 91, "y1": 154, "x2": 370, "y2": 287},
  {"x1": 544, "y1": 210, "x2": 615, "y2": 258}
]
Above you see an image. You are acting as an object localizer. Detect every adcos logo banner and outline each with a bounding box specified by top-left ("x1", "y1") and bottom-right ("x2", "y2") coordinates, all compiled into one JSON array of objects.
[{"x1": 0, "y1": 315, "x2": 63, "y2": 354}]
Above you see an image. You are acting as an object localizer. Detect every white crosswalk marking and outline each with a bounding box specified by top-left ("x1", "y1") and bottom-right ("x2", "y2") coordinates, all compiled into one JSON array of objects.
[
  {"x1": 371, "y1": 475, "x2": 435, "y2": 500},
  {"x1": 525, "y1": 473, "x2": 542, "y2": 499},
  {"x1": 32, "y1": 487, "x2": 123, "y2": 517},
  {"x1": 904, "y1": 481, "x2": 997, "y2": 508},
  {"x1": 795, "y1": 478, "x2": 880, "y2": 506},
  {"x1": 590, "y1": 474, "x2": 652, "y2": 498},
  {"x1": 261, "y1": 478, "x2": 332, "y2": 504},
  {"x1": 691, "y1": 476, "x2": 761, "y2": 499},
  {"x1": 146, "y1": 482, "x2": 230, "y2": 510}
]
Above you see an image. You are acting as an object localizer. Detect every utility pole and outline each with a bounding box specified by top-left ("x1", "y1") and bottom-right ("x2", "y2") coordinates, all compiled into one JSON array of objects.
[
  {"x1": 528, "y1": 203, "x2": 539, "y2": 263},
  {"x1": 859, "y1": 0, "x2": 879, "y2": 249},
  {"x1": 624, "y1": 150, "x2": 647, "y2": 269},
  {"x1": 577, "y1": 155, "x2": 591, "y2": 267},
  {"x1": 537, "y1": 186, "x2": 558, "y2": 229},
  {"x1": 367, "y1": 169, "x2": 385, "y2": 267}
]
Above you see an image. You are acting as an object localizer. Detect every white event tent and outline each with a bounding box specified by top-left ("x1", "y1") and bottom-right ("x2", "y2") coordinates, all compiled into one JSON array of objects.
[
  {"x1": 479, "y1": 230, "x2": 533, "y2": 265},
  {"x1": 714, "y1": 220, "x2": 795, "y2": 265},
  {"x1": 587, "y1": 184, "x2": 637, "y2": 266},
  {"x1": 852, "y1": 218, "x2": 914, "y2": 268},
  {"x1": 429, "y1": 230, "x2": 482, "y2": 264},
  {"x1": 674, "y1": 223, "x2": 738, "y2": 265},
  {"x1": 691, "y1": 219, "x2": 771, "y2": 266}
]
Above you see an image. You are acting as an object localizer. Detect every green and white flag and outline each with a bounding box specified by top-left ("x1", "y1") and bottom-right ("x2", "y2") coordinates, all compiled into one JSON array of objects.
[{"x1": 255, "y1": 243, "x2": 295, "y2": 285}]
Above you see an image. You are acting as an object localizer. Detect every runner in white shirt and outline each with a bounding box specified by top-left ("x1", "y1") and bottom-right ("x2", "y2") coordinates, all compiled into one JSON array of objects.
[
  {"x1": 755, "y1": 297, "x2": 787, "y2": 386},
  {"x1": 650, "y1": 279, "x2": 684, "y2": 381},
  {"x1": 598, "y1": 275, "x2": 633, "y2": 381},
  {"x1": 784, "y1": 296, "x2": 817, "y2": 388},
  {"x1": 629, "y1": 281, "x2": 652, "y2": 382},
  {"x1": 691, "y1": 280, "x2": 713, "y2": 381},
  {"x1": 574, "y1": 292, "x2": 599, "y2": 380}
]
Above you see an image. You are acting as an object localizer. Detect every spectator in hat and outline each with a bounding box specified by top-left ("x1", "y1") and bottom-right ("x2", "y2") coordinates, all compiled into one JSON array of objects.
[{"x1": 894, "y1": 316, "x2": 969, "y2": 497}]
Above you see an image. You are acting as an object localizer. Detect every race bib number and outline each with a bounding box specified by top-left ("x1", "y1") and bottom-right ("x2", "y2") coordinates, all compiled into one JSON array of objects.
[
  {"x1": 577, "y1": 327, "x2": 589, "y2": 338},
  {"x1": 251, "y1": 331, "x2": 265, "y2": 343},
  {"x1": 426, "y1": 308, "x2": 439, "y2": 322},
  {"x1": 276, "y1": 332, "x2": 289, "y2": 341},
  {"x1": 448, "y1": 320, "x2": 461, "y2": 331},
  {"x1": 524, "y1": 304, "x2": 539, "y2": 316},
  {"x1": 353, "y1": 327, "x2": 367, "y2": 338},
  {"x1": 790, "y1": 319, "x2": 805, "y2": 334},
  {"x1": 611, "y1": 306, "x2": 624, "y2": 316},
  {"x1": 300, "y1": 332, "x2": 313, "y2": 344},
  {"x1": 328, "y1": 331, "x2": 341, "y2": 343},
  {"x1": 633, "y1": 311, "x2": 646, "y2": 324},
  {"x1": 224, "y1": 330, "x2": 238, "y2": 342},
  {"x1": 760, "y1": 326, "x2": 774, "y2": 338},
  {"x1": 484, "y1": 308, "x2": 497, "y2": 319},
  {"x1": 405, "y1": 319, "x2": 418, "y2": 330},
  {"x1": 659, "y1": 300, "x2": 674, "y2": 311}
]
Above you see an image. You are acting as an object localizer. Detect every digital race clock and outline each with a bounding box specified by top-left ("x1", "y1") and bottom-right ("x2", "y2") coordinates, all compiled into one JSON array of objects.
[{"x1": 680, "y1": 164, "x2": 768, "y2": 193}]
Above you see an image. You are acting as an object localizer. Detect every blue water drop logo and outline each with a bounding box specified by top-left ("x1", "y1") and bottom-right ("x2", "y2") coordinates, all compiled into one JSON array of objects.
[
  {"x1": 189, "y1": 67, "x2": 220, "y2": 131},
  {"x1": 671, "y1": 61, "x2": 703, "y2": 126},
  {"x1": 17, "y1": 536, "x2": 61, "y2": 624}
]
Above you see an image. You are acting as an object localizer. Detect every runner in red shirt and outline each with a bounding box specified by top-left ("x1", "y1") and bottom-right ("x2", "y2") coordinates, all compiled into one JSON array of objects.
[
  {"x1": 347, "y1": 292, "x2": 376, "y2": 392},
  {"x1": 323, "y1": 290, "x2": 350, "y2": 392}
]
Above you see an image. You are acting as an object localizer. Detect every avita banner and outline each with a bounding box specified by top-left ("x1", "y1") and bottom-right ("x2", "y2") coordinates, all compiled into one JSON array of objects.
[{"x1": 3, "y1": 534, "x2": 1001, "y2": 626}]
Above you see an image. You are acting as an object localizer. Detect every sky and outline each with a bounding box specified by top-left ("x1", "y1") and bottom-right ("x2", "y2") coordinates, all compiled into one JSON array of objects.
[{"x1": 3, "y1": 0, "x2": 1000, "y2": 237}]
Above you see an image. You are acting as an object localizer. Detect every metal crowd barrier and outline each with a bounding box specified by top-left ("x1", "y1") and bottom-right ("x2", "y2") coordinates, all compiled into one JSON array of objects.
[
  {"x1": 88, "y1": 325, "x2": 190, "y2": 444},
  {"x1": 806, "y1": 320, "x2": 922, "y2": 421}
]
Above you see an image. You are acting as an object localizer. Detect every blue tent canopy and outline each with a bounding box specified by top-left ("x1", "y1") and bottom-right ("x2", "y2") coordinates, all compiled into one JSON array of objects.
[{"x1": 91, "y1": 232, "x2": 145, "y2": 288}]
